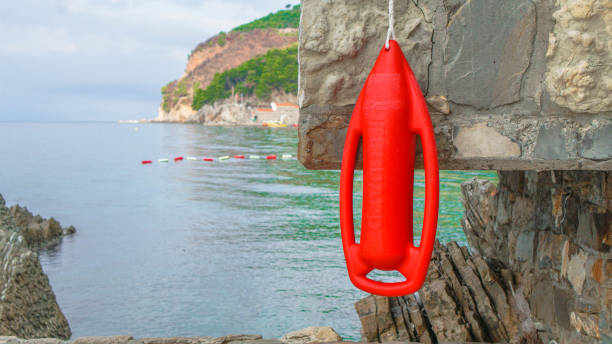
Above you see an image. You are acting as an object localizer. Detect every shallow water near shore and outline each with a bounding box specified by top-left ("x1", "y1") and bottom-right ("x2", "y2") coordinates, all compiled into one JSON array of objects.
[{"x1": 0, "y1": 122, "x2": 496, "y2": 340}]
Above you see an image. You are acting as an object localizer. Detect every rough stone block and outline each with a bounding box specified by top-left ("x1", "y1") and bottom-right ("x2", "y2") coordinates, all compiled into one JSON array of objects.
[
  {"x1": 454, "y1": 122, "x2": 521, "y2": 158},
  {"x1": 545, "y1": 0, "x2": 612, "y2": 113},
  {"x1": 580, "y1": 122, "x2": 612, "y2": 161},
  {"x1": 280, "y1": 327, "x2": 341, "y2": 344},
  {"x1": 72, "y1": 337, "x2": 133, "y2": 344},
  {"x1": 445, "y1": 0, "x2": 536, "y2": 108},
  {"x1": 534, "y1": 123, "x2": 570, "y2": 160}
]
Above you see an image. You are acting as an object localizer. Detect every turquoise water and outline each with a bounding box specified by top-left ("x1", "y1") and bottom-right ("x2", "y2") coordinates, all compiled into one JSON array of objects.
[{"x1": 0, "y1": 122, "x2": 496, "y2": 340}]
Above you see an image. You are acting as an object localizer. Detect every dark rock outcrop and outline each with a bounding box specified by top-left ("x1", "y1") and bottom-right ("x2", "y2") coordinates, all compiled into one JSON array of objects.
[
  {"x1": 8, "y1": 204, "x2": 75, "y2": 249},
  {"x1": 464, "y1": 171, "x2": 611, "y2": 343},
  {"x1": 356, "y1": 171, "x2": 611, "y2": 344},
  {"x1": 0, "y1": 195, "x2": 71, "y2": 339},
  {"x1": 356, "y1": 241, "x2": 525, "y2": 343}
]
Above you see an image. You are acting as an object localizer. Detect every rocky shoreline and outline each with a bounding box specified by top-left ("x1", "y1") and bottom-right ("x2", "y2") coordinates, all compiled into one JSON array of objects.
[
  {"x1": 183, "y1": 100, "x2": 255, "y2": 126},
  {"x1": 8, "y1": 204, "x2": 75, "y2": 249},
  {"x1": 156, "y1": 93, "x2": 298, "y2": 127},
  {"x1": 0, "y1": 327, "x2": 344, "y2": 344},
  {"x1": 0, "y1": 194, "x2": 74, "y2": 339}
]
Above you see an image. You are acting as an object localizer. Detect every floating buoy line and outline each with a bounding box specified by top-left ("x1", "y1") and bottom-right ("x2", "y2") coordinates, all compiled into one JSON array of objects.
[{"x1": 142, "y1": 154, "x2": 294, "y2": 165}]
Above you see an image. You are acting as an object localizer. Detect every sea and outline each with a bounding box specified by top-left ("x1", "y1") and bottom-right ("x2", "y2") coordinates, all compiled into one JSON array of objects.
[{"x1": 0, "y1": 122, "x2": 497, "y2": 340}]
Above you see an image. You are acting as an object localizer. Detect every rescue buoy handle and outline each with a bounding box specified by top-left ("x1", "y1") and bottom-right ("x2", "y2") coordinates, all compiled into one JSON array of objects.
[
  {"x1": 339, "y1": 96, "x2": 363, "y2": 250},
  {"x1": 400, "y1": 57, "x2": 440, "y2": 292}
]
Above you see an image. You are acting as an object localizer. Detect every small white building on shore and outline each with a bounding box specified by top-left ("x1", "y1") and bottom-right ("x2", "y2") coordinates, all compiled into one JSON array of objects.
[{"x1": 252, "y1": 102, "x2": 299, "y2": 125}]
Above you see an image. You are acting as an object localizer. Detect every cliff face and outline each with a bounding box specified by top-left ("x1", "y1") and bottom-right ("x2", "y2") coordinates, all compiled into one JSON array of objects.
[{"x1": 157, "y1": 28, "x2": 297, "y2": 122}]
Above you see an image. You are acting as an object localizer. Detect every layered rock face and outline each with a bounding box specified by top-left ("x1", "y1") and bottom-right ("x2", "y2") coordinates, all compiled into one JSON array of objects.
[
  {"x1": 297, "y1": 0, "x2": 612, "y2": 170},
  {"x1": 356, "y1": 242, "x2": 530, "y2": 343},
  {"x1": 356, "y1": 171, "x2": 611, "y2": 343},
  {"x1": 0, "y1": 195, "x2": 71, "y2": 339},
  {"x1": 463, "y1": 171, "x2": 611, "y2": 343},
  {"x1": 157, "y1": 29, "x2": 297, "y2": 122}
]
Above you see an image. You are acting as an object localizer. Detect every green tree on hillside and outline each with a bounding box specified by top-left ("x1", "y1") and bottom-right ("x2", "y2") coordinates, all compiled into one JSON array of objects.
[
  {"x1": 232, "y1": 5, "x2": 300, "y2": 32},
  {"x1": 217, "y1": 31, "x2": 227, "y2": 46},
  {"x1": 192, "y1": 45, "x2": 298, "y2": 110}
]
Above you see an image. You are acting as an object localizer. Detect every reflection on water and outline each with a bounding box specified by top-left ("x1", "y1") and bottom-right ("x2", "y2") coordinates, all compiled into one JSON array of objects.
[{"x1": 0, "y1": 122, "x2": 496, "y2": 340}]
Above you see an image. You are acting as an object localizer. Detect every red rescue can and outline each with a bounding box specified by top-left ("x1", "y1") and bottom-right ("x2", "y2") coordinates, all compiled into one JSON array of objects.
[{"x1": 340, "y1": 40, "x2": 439, "y2": 296}]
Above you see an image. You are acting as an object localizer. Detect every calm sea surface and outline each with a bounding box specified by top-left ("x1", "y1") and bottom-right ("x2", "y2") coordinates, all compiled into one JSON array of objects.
[{"x1": 0, "y1": 122, "x2": 496, "y2": 340}]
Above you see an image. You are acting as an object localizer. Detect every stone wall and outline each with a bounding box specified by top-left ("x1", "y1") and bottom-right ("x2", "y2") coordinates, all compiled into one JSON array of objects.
[
  {"x1": 299, "y1": 2, "x2": 611, "y2": 341},
  {"x1": 355, "y1": 171, "x2": 611, "y2": 343},
  {"x1": 297, "y1": 0, "x2": 611, "y2": 170}
]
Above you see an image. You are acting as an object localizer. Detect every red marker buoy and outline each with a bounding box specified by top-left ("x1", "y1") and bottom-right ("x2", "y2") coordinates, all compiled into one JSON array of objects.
[
  {"x1": 174, "y1": 156, "x2": 183, "y2": 162},
  {"x1": 141, "y1": 160, "x2": 152, "y2": 164},
  {"x1": 339, "y1": 40, "x2": 439, "y2": 296},
  {"x1": 234, "y1": 155, "x2": 245, "y2": 159},
  {"x1": 266, "y1": 155, "x2": 277, "y2": 160},
  {"x1": 203, "y1": 158, "x2": 214, "y2": 162}
]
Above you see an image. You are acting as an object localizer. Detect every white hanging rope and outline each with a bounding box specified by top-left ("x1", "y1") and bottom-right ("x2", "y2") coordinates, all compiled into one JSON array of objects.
[{"x1": 385, "y1": 0, "x2": 396, "y2": 50}]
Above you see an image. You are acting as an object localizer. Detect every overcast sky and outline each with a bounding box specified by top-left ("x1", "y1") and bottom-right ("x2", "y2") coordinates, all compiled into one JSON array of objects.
[{"x1": 0, "y1": 0, "x2": 297, "y2": 121}]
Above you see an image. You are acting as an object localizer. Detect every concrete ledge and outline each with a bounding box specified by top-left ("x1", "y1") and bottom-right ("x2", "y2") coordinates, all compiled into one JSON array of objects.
[{"x1": 298, "y1": 106, "x2": 612, "y2": 170}]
